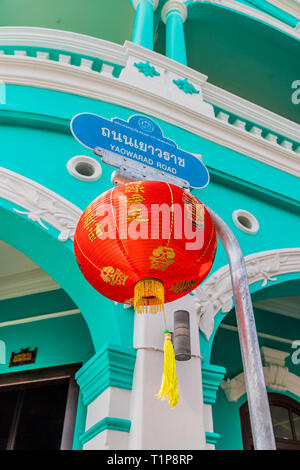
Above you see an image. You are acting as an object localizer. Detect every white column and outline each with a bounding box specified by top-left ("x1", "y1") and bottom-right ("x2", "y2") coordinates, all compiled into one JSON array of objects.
[{"x1": 128, "y1": 294, "x2": 206, "y2": 450}]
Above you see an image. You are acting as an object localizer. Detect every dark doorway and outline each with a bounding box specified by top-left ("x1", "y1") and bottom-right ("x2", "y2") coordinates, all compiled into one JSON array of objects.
[{"x1": 0, "y1": 364, "x2": 80, "y2": 450}]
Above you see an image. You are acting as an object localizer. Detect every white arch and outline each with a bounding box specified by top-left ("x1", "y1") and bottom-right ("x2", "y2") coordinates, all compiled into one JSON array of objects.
[
  {"x1": 194, "y1": 248, "x2": 300, "y2": 340},
  {"x1": 0, "y1": 167, "x2": 82, "y2": 242},
  {"x1": 221, "y1": 346, "x2": 300, "y2": 401}
]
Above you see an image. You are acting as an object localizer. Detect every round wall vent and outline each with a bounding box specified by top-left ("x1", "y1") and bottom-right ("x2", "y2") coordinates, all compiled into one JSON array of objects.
[
  {"x1": 232, "y1": 209, "x2": 259, "y2": 234},
  {"x1": 67, "y1": 156, "x2": 102, "y2": 182}
]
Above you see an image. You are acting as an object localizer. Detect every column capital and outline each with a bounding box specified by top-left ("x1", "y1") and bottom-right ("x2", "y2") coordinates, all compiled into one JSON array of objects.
[
  {"x1": 75, "y1": 343, "x2": 137, "y2": 406},
  {"x1": 161, "y1": 0, "x2": 187, "y2": 23},
  {"x1": 133, "y1": 0, "x2": 159, "y2": 11},
  {"x1": 202, "y1": 363, "x2": 226, "y2": 405}
]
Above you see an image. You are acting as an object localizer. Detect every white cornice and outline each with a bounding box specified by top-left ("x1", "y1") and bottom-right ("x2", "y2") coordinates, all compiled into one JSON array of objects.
[
  {"x1": 261, "y1": 346, "x2": 290, "y2": 367},
  {"x1": 202, "y1": 82, "x2": 300, "y2": 144},
  {"x1": 123, "y1": 40, "x2": 208, "y2": 84},
  {"x1": 0, "y1": 167, "x2": 82, "y2": 242},
  {"x1": 0, "y1": 51, "x2": 299, "y2": 179},
  {"x1": 0, "y1": 27, "x2": 126, "y2": 66},
  {"x1": 0, "y1": 27, "x2": 300, "y2": 158},
  {"x1": 194, "y1": 248, "x2": 300, "y2": 340},
  {"x1": 0, "y1": 269, "x2": 60, "y2": 301},
  {"x1": 221, "y1": 366, "x2": 300, "y2": 401}
]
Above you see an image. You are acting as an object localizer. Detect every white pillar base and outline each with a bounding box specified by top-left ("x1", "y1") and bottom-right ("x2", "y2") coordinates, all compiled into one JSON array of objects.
[{"x1": 128, "y1": 294, "x2": 206, "y2": 450}]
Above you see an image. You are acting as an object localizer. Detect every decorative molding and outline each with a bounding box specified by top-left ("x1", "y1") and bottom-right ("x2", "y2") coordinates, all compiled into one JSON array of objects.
[
  {"x1": 123, "y1": 41, "x2": 209, "y2": 85},
  {"x1": 0, "y1": 167, "x2": 82, "y2": 242},
  {"x1": 75, "y1": 344, "x2": 137, "y2": 406},
  {"x1": 0, "y1": 26, "x2": 126, "y2": 66},
  {"x1": 0, "y1": 33, "x2": 299, "y2": 176},
  {"x1": 221, "y1": 347, "x2": 300, "y2": 401},
  {"x1": 195, "y1": 248, "x2": 300, "y2": 340},
  {"x1": 173, "y1": 77, "x2": 199, "y2": 94},
  {"x1": 0, "y1": 268, "x2": 60, "y2": 301},
  {"x1": 119, "y1": 48, "x2": 213, "y2": 119},
  {"x1": 1, "y1": 54, "x2": 298, "y2": 178},
  {"x1": 261, "y1": 346, "x2": 290, "y2": 367},
  {"x1": 205, "y1": 431, "x2": 221, "y2": 445},
  {"x1": 202, "y1": 363, "x2": 226, "y2": 404},
  {"x1": 80, "y1": 417, "x2": 131, "y2": 446},
  {"x1": 134, "y1": 60, "x2": 160, "y2": 77},
  {"x1": 202, "y1": 81, "x2": 300, "y2": 144},
  {"x1": 161, "y1": 1, "x2": 188, "y2": 23}
]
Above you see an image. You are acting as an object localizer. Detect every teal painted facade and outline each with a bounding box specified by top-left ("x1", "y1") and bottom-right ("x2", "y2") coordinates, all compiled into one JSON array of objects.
[{"x1": 0, "y1": 0, "x2": 299, "y2": 450}]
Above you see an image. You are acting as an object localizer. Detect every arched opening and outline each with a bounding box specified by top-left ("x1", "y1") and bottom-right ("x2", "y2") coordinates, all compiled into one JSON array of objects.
[
  {"x1": 240, "y1": 393, "x2": 300, "y2": 450},
  {"x1": 210, "y1": 277, "x2": 300, "y2": 450},
  {"x1": 0, "y1": 191, "x2": 125, "y2": 351},
  {"x1": 0, "y1": 239, "x2": 95, "y2": 449}
]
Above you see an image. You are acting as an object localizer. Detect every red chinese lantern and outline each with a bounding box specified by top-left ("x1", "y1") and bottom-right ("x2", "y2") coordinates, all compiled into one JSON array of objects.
[
  {"x1": 74, "y1": 180, "x2": 217, "y2": 407},
  {"x1": 74, "y1": 181, "x2": 216, "y2": 309}
]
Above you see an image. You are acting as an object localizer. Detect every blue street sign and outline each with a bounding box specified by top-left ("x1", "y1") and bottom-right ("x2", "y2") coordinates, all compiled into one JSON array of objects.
[{"x1": 70, "y1": 113, "x2": 209, "y2": 189}]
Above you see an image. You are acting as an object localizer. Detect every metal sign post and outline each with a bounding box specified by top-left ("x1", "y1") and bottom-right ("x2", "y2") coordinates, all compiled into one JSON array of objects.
[{"x1": 206, "y1": 206, "x2": 276, "y2": 450}]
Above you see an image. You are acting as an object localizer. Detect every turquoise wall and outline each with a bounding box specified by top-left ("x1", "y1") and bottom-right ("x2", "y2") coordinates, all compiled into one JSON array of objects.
[{"x1": 0, "y1": 309, "x2": 94, "y2": 374}]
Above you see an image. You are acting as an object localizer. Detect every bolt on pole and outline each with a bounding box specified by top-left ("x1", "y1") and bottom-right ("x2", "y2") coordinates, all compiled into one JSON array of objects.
[{"x1": 206, "y1": 206, "x2": 276, "y2": 450}]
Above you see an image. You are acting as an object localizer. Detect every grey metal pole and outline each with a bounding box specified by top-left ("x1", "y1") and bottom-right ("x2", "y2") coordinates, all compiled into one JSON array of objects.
[{"x1": 206, "y1": 206, "x2": 276, "y2": 450}]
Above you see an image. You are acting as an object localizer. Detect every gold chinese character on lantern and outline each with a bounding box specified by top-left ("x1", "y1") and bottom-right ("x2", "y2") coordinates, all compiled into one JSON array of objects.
[
  {"x1": 95, "y1": 222, "x2": 104, "y2": 238},
  {"x1": 124, "y1": 182, "x2": 145, "y2": 194},
  {"x1": 150, "y1": 246, "x2": 175, "y2": 271},
  {"x1": 182, "y1": 193, "x2": 205, "y2": 231},
  {"x1": 100, "y1": 266, "x2": 128, "y2": 286},
  {"x1": 128, "y1": 193, "x2": 146, "y2": 205},
  {"x1": 127, "y1": 205, "x2": 149, "y2": 223},
  {"x1": 87, "y1": 225, "x2": 97, "y2": 243},
  {"x1": 169, "y1": 280, "x2": 196, "y2": 293},
  {"x1": 83, "y1": 206, "x2": 96, "y2": 228}
]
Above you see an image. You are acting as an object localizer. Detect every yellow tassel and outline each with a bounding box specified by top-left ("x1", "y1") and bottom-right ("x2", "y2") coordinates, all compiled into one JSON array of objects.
[
  {"x1": 156, "y1": 330, "x2": 179, "y2": 408},
  {"x1": 134, "y1": 278, "x2": 164, "y2": 314}
]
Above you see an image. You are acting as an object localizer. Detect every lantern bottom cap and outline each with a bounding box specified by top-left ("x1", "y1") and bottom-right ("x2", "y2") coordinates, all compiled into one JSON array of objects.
[{"x1": 134, "y1": 278, "x2": 164, "y2": 314}]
